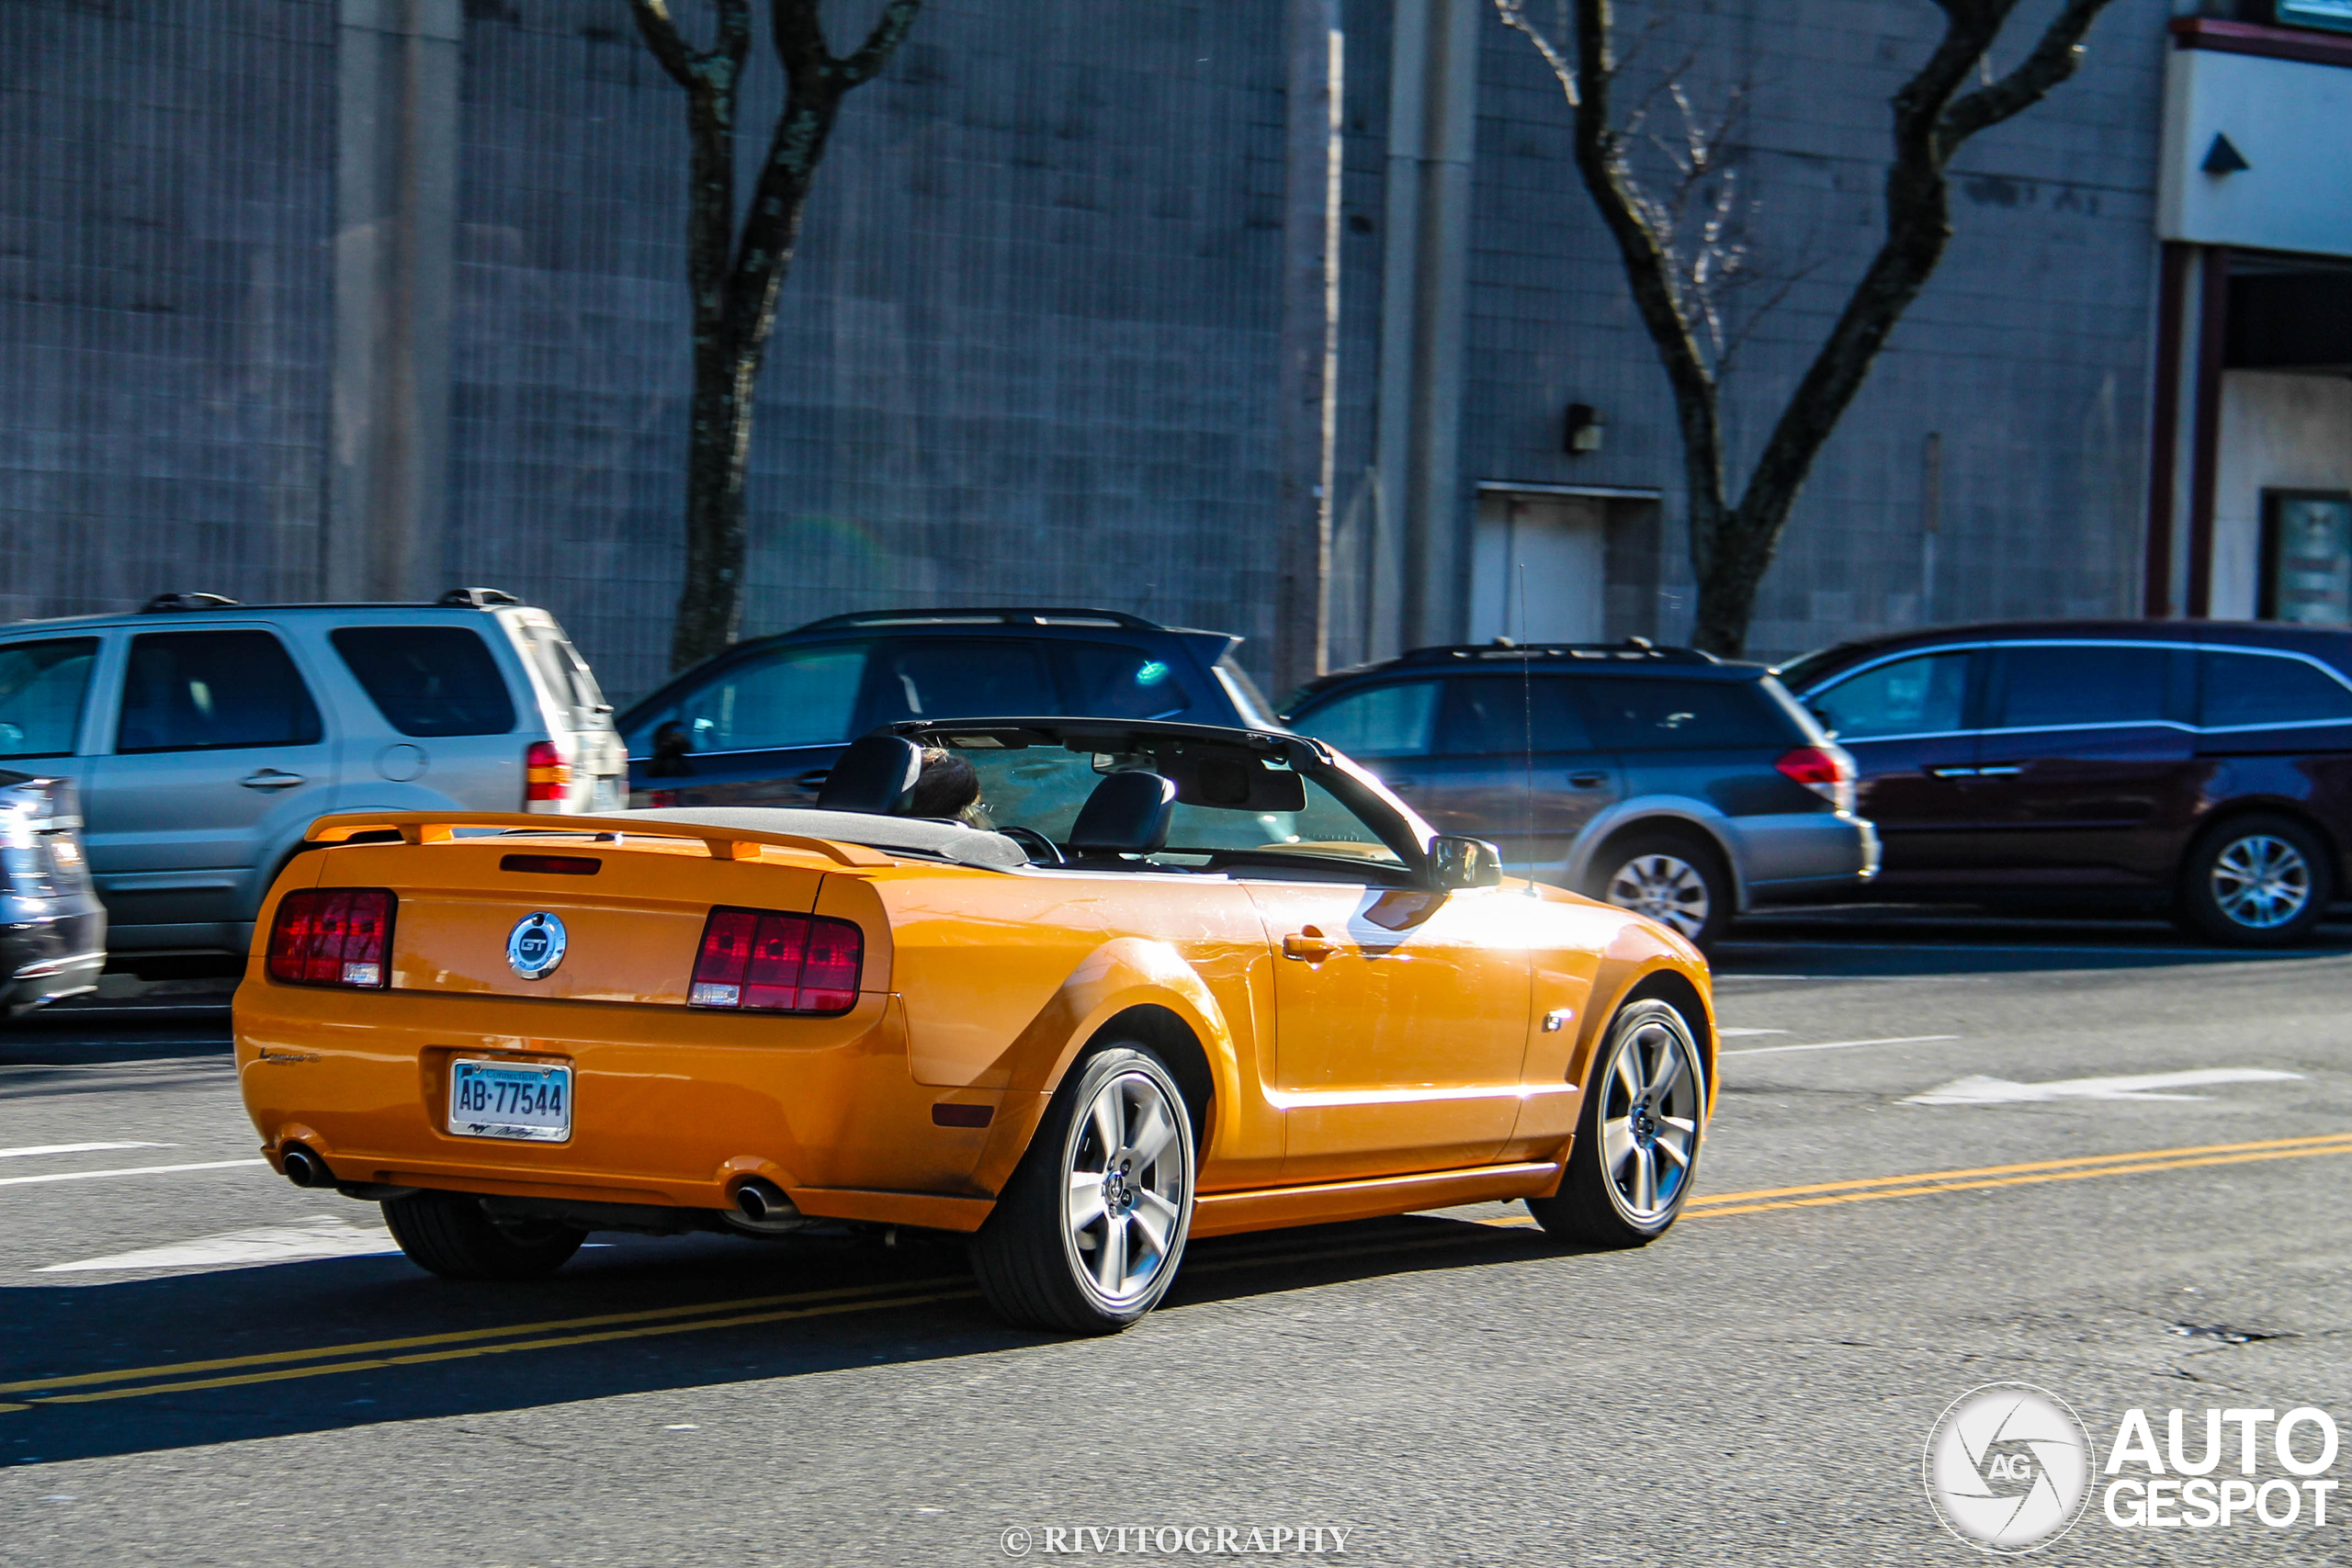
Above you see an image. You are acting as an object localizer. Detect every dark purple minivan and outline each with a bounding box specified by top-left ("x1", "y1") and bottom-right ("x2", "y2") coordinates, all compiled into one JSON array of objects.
[{"x1": 1779, "y1": 621, "x2": 2352, "y2": 945}]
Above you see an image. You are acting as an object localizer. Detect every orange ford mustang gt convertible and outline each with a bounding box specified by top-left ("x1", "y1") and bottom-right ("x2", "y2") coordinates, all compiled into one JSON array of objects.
[{"x1": 236, "y1": 718, "x2": 1715, "y2": 1334}]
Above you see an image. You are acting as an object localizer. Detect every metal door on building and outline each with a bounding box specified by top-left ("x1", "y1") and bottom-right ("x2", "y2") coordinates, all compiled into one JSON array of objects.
[{"x1": 1471, "y1": 494, "x2": 1605, "y2": 644}]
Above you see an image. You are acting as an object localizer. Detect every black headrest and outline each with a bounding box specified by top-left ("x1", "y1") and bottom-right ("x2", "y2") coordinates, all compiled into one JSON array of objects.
[
  {"x1": 1068, "y1": 771, "x2": 1176, "y2": 857},
  {"x1": 818, "y1": 735, "x2": 923, "y2": 815}
]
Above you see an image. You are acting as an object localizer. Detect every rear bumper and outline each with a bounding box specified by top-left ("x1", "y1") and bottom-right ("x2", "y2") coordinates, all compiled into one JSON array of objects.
[
  {"x1": 236, "y1": 984, "x2": 1010, "y2": 1227},
  {"x1": 1727, "y1": 812, "x2": 1880, "y2": 908},
  {"x1": 2, "y1": 904, "x2": 107, "y2": 1016}
]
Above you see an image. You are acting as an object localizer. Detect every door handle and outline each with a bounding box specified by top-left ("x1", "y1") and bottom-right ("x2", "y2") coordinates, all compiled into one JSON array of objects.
[
  {"x1": 1567, "y1": 772, "x2": 1608, "y2": 789},
  {"x1": 1974, "y1": 764, "x2": 2024, "y2": 776},
  {"x1": 239, "y1": 770, "x2": 306, "y2": 791},
  {"x1": 794, "y1": 769, "x2": 831, "y2": 790},
  {"x1": 1283, "y1": 929, "x2": 1340, "y2": 963},
  {"x1": 1926, "y1": 766, "x2": 1979, "y2": 778}
]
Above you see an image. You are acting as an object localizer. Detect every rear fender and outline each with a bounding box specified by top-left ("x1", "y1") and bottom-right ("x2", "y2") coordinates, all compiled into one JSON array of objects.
[
  {"x1": 968, "y1": 936, "x2": 1241, "y2": 1196},
  {"x1": 1566, "y1": 929, "x2": 1718, "y2": 1124}
]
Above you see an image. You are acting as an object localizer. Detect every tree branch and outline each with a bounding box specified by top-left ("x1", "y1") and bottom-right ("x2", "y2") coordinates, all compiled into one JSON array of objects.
[
  {"x1": 627, "y1": 0, "x2": 752, "y2": 91},
  {"x1": 1939, "y1": 0, "x2": 2110, "y2": 150},
  {"x1": 839, "y1": 0, "x2": 924, "y2": 86}
]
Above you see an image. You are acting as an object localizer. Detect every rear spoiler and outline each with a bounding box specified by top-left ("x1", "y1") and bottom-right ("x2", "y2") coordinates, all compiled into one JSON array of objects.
[{"x1": 302, "y1": 812, "x2": 892, "y2": 869}]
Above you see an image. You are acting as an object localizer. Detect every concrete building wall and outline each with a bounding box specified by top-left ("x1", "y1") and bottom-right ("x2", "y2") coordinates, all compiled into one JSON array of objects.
[{"x1": 0, "y1": 0, "x2": 2189, "y2": 700}]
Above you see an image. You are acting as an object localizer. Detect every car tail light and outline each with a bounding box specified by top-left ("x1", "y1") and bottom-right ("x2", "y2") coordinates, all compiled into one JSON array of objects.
[
  {"x1": 689, "y1": 907, "x2": 863, "y2": 1014},
  {"x1": 1776, "y1": 745, "x2": 1855, "y2": 814},
  {"x1": 525, "y1": 739, "x2": 571, "y2": 805},
  {"x1": 266, "y1": 888, "x2": 396, "y2": 988}
]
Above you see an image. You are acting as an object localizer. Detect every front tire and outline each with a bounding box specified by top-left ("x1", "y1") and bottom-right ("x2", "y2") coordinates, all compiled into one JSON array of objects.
[
  {"x1": 2176, "y1": 813, "x2": 2335, "y2": 947},
  {"x1": 971, "y1": 1044, "x2": 1196, "y2": 1334},
  {"x1": 1529, "y1": 997, "x2": 1707, "y2": 1247},
  {"x1": 382, "y1": 1190, "x2": 586, "y2": 1280}
]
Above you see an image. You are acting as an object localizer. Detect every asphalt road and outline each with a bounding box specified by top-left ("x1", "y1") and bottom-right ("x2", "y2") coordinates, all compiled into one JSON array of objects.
[{"x1": 5, "y1": 912, "x2": 2352, "y2": 1566}]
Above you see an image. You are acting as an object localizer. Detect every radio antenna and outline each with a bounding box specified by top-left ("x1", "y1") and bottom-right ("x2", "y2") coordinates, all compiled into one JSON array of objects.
[{"x1": 1519, "y1": 562, "x2": 1537, "y2": 897}]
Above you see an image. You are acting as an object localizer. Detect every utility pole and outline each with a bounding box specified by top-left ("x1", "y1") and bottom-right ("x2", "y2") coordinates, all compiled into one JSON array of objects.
[{"x1": 1273, "y1": 0, "x2": 1345, "y2": 698}]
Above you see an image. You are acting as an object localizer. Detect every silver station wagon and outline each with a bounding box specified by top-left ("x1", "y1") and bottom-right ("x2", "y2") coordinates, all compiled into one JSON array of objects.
[{"x1": 0, "y1": 589, "x2": 623, "y2": 961}]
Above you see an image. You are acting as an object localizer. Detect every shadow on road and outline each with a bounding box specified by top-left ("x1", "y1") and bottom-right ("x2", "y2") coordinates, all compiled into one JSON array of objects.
[
  {"x1": 1720, "y1": 906, "x2": 2352, "y2": 979},
  {"x1": 0, "y1": 1213, "x2": 1559, "y2": 1466}
]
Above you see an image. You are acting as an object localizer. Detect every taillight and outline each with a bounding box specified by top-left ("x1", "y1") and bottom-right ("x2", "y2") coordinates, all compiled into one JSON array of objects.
[
  {"x1": 689, "y1": 907, "x2": 863, "y2": 1014},
  {"x1": 1776, "y1": 745, "x2": 1856, "y2": 813},
  {"x1": 266, "y1": 888, "x2": 396, "y2": 988},
  {"x1": 525, "y1": 739, "x2": 571, "y2": 804}
]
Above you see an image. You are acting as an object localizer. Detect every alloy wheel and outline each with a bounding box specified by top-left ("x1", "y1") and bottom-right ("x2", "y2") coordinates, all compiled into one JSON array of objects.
[
  {"x1": 1061, "y1": 1067, "x2": 1189, "y2": 1305},
  {"x1": 1606, "y1": 852, "x2": 1712, "y2": 942},
  {"x1": 1597, "y1": 1011, "x2": 1703, "y2": 1222},
  {"x1": 2211, "y1": 834, "x2": 2312, "y2": 931}
]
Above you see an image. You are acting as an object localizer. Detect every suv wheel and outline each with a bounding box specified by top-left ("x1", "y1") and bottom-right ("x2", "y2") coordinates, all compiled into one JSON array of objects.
[
  {"x1": 2177, "y1": 813, "x2": 2335, "y2": 947},
  {"x1": 1589, "y1": 831, "x2": 1730, "y2": 951}
]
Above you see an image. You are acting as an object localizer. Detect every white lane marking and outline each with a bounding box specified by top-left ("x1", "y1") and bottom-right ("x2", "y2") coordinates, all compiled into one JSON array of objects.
[
  {"x1": 1717, "y1": 1028, "x2": 1789, "y2": 1038},
  {"x1": 1714, "y1": 974, "x2": 1992, "y2": 984},
  {"x1": 1721, "y1": 941, "x2": 2349, "y2": 958},
  {"x1": 0, "y1": 1142, "x2": 170, "y2": 1160},
  {"x1": 1905, "y1": 1067, "x2": 2306, "y2": 1106},
  {"x1": 1724, "y1": 1034, "x2": 1961, "y2": 1057},
  {"x1": 39, "y1": 1215, "x2": 397, "y2": 1273},
  {"x1": 0, "y1": 1158, "x2": 266, "y2": 1189}
]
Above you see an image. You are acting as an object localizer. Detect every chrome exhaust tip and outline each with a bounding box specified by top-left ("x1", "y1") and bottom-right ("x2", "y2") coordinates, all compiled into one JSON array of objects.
[
  {"x1": 280, "y1": 1145, "x2": 331, "y2": 1190},
  {"x1": 728, "y1": 1177, "x2": 805, "y2": 1234}
]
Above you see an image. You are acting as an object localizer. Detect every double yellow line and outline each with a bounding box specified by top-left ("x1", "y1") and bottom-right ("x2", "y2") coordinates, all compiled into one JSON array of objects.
[
  {"x1": 1682, "y1": 1129, "x2": 2352, "y2": 1218},
  {"x1": 11, "y1": 1133, "x2": 2350, "y2": 1413},
  {"x1": 0, "y1": 1229, "x2": 1488, "y2": 1415}
]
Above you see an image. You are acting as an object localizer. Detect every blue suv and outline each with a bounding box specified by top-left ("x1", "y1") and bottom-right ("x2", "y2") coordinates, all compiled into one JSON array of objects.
[
  {"x1": 1281, "y1": 641, "x2": 1879, "y2": 949},
  {"x1": 619, "y1": 608, "x2": 1274, "y2": 809}
]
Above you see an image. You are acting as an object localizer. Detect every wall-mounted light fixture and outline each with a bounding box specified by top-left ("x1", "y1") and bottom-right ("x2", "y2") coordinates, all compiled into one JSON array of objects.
[{"x1": 1564, "y1": 402, "x2": 1605, "y2": 455}]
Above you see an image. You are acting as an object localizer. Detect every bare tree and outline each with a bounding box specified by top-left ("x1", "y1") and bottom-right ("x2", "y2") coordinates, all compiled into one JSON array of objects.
[
  {"x1": 1496, "y1": 0, "x2": 2120, "y2": 657},
  {"x1": 628, "y1": 0, "x2": 922, "y2": 671}
]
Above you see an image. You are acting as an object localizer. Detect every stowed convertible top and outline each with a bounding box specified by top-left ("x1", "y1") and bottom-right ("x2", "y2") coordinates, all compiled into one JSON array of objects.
[{"x1": 621, "y1": 806, "x2": 1028, "y2": 871}]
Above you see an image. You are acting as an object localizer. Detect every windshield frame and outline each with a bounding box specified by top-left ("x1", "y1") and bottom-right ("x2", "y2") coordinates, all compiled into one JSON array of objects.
[{"x1": 885, "y1": 717, "x2": 1438, "y2": 881}]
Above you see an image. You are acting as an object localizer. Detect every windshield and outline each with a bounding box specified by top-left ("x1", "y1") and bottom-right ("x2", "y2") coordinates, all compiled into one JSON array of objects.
[{"x1": 938, "y1": 733, "x2": 1408, "y2": 873}]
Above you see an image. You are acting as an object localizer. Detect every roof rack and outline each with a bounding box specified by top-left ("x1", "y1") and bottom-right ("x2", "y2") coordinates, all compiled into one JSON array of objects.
[
  {"x1": 792, "y1": 606, "x2": 1163, "y2": 634},
  {"x1": 1396, "y1": 638, "x2": 1719, "y2": 666},
  {"x1": 140, "y1": 592, "x2": 242, "y2": 613},
  {"x1": 436, "y1": 587, "x2": 521, "y2": 608}
]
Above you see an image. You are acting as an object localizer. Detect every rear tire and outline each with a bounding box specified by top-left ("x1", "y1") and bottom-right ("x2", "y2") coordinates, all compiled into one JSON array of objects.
[
  {"x1": 382, "y1": 1190, "x2": 585, "y2": 1280},
  {"x1": 970, "y1": 1044, "x2": 1195, "y2": 1335},
  {"x1": 1587, "y1": 830, "x2": 1732, "y2": 952},
  {"x1": 1528, "y1": 997, "x2": 1706, "y2": 1247},
  {"x1": 2176, "y1": 813, "x2": 2335, "y2": 947}
]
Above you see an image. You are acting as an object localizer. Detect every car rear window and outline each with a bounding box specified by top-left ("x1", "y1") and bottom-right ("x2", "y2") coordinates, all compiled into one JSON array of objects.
[
  {"x1": 1574, "y1": 677, "x2": 1800, "y2": 750},
  {"x1": 1291, "y1": 680, "x2": 1442, "y2": 760},
  {"x1": 0, "y1": 637, "x2": 98, "y2": 759},
  {"x1": 1059, "y1": 641, "x2": 1193, "y2": 721},
  {"x1": 1994, "y1": 645, "x2": 2172, "y2": 728},
  {"x1": 1435, "y1": 676, "x2": 1595, "y2": 756},
  {"x1": 864, "y1": 638, "x2": 1057, "y2": 726},
  {"x1": 332, "y1": 626, "x2": 516, "y2": 737},
  {"x1": 2199, "y1": 650, "x2": 2352, "y2": 728},
  {"x1": 118, "y1": 631, "x2": 322, "y2": 752}
]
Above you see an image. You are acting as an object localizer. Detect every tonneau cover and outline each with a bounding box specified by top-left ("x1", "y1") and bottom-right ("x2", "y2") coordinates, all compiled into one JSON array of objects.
[{"x1": 622, "y1": 807, "x2": 1027, "y2": 870}]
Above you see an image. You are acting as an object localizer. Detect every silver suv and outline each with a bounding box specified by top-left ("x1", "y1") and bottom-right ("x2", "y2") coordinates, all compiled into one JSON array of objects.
[{"x1": 0, "y1": 589, "x2": 623, "y2": 959}]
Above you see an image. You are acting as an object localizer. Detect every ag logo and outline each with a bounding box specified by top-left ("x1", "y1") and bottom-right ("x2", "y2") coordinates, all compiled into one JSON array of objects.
[
  {"x1": 505, "y1": 911, "x2": 567, "y2": 980},
  {"x1": 1924, "y1": 1383, "x2": 2092, "y2": 1553}
]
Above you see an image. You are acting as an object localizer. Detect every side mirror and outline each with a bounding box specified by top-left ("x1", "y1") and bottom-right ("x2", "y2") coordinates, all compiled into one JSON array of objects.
[{"x1": 1429, "y1": 835, "x2": 1504, "y2": 891}]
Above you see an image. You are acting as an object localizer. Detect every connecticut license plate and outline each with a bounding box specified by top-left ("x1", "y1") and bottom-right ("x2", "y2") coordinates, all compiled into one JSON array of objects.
[
  {"x1": 448, "y1": 1059, "x2": 571, "y2": 1143},
  {"x1": 591, "y1": 775, "x2": 624, "y2": 812}
]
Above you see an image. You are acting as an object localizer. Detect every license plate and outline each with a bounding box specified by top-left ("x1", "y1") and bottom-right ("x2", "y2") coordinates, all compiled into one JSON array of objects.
[
  {"x1": 591, "y1": 775, "x2": 623, "y2": 811},
  {"x1": 448, "y1": 1059, "x2": 571, "y2": 1143}
]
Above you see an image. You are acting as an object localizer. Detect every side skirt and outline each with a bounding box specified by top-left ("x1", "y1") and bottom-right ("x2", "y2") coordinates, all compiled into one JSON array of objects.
[{"x1": 1190, "y1": 1160, "x2": 1565, "y2": 1239}]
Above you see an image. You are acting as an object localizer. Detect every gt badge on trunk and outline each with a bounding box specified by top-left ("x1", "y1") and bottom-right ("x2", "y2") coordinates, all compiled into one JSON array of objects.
[{"x1": 506, "y1": 911, "x2": 567, "y2": 979}]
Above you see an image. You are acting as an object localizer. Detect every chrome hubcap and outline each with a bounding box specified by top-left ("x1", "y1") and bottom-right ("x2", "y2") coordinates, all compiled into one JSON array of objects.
[
  {"x1": 1606, "y1": 853, "x2": 1711, "y2": 941},
  {"x1": 2211, "y1": 835, "x2": 2311, "y2": 931},
  {"x1": 1063, "y1": 1070, "x2": 1188, "y2": 1303},
  {"x1": 1600, "y1": 1017, "x2": 1702, "y2": 1222}
]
